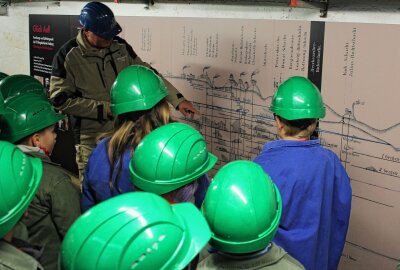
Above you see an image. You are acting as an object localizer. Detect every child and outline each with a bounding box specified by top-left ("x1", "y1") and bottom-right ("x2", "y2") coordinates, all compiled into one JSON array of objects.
[
  {"x1": 81, "y1": 65, "x2": 208, "y2": 211},
  {"x1": 60, "y1": 192, "x2": 211, "y2": 270},
  {"x1": 254, "y1": 76, "x2": 352, "y2": 270},
  {"x1": 198, "y1": 160, "x2": 304, "y2": 270},
  {"x1": 81, "y1": 65, "x2": 171, "y2": 210},
  {"x1": 0, "y1": 93, "x2": 81, "y2": 270},
  {"x1": 129, "y1": 122, "x2": 217, "y2": 206},
  {"x1": 0, "y1": 141, "x2": 43, "y2": 270}
]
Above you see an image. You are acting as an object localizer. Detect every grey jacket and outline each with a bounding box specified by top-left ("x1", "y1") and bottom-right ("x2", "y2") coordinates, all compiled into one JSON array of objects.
[
  {"x1": 0, "y1": 240, "x2": 43, "y2": 270},
  {"x1": 18, "y1": 148, "x2": 81, "y2": 270},
  {"x1": 198, "y1": 243, "x2": 304, "y2": 270}
]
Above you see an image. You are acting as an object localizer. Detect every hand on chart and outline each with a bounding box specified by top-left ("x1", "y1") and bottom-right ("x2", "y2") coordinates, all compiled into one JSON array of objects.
[{"x1": 178, "y1": 100, "x2": 200, "y2": 118}]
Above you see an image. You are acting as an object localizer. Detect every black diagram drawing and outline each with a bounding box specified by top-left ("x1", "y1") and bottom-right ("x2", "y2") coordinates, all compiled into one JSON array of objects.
[{"x1": 165, "y1": 66, "x2": 400, "y2": 185}]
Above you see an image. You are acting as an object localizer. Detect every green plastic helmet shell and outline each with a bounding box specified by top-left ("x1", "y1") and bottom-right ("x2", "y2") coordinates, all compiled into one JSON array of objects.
[
  {"x1": 201, "y1": 160, "x2": 282, "y2": 254},
  {"x1": 0, "y1": 74, "x2": 47, "y2": 101},
  {"x1": 0, "y1": 73, "x2": 8, "y2": 114},
  {"x1": 110, "y1": 65, "x2": 168, "y2": 116},
  {"x1": 0, "y1": 93, "x2": 64, "y2": 143},
  {"x1": 130, "y1": 122, "x2": 217, "y2": 195},
  {"x1": 0, "y1": 72, "x2": 8, "y2": 82},
  {"x1": 0, "y1": 92, "x2": 5, "y2": 115},
  {"x1": 60, "y1": 192, "x2": 211, "y2": 270},
  {"x1": 270, "y1": 76, "x2": 325, "y2": 120},
  {"x1": 0, "y1": 141, "x2": 42, "y2": 238}
]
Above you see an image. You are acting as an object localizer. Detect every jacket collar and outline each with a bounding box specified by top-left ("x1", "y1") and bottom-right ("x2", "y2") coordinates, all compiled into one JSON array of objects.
[
  {"x1": 17, "y1": 145, "x2": 60, "y2": 166},
  {"x1": 263, "y1": 139, "x2": 320, "y2": 152}
]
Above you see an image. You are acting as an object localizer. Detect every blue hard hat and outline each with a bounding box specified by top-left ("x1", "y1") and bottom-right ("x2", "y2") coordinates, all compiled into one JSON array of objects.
[{"x1": 79, "y1": 2, "x2": 122, "y2": 40}]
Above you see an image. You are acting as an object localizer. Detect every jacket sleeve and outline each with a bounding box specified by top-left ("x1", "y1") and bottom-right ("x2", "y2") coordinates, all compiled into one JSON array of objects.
[
  {"x1": 49, "y1": 175, "x2": 81, "y2": 237},
  {"x1": 81, "y1": 169, "x2": 96, "y2": 213},
  {"x1": 329, "y1": 158, "x2": 352, "y2": 269},
  {"x1": 49, "y1": 44, "x2": 109, "y2": 121}
]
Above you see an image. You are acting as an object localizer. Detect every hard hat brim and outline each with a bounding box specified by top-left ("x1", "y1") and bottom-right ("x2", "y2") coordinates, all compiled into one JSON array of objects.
[
  {"x1": 96, "y1": 23, "x2": 122, "y2": 40},
  {"x1": 169, "y1": 202, "x2": 211, "y2": 269},
  {"x1": 270, "y1": 106, "x2": 326, "y2": 120},
  {"x1": 130, "y1": 152, "x2": 218, "y2": 195}
]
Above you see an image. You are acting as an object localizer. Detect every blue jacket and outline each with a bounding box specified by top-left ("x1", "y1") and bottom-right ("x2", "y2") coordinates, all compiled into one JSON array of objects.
[
  {"x1": 82, "y1": 138, "x2": 210, "y2": 211},
  {"x1": 254, "y1": 140, "x2": 352, "y2": 270}
]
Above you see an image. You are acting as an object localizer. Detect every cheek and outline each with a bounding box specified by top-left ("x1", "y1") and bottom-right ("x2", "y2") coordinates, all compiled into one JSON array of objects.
[{"x1": 44, "y1": 133, "x2": 56, "y2": 145}]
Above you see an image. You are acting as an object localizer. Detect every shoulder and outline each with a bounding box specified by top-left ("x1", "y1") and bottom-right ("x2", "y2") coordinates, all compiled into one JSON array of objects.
[
  {"x1": 90, "y1": 138, "x2": 110, "y2": 157},
  {"x1": 41, "y1": 162, "x2": 74, "y2": 188},
  {"x1": 197, "y1": 253, "x2": 225, "y2": 270},
  {"x1": 86, "y1": 139, "x2": 111, "y2": 175},
  {"x1": 269, "y1": 244, "x2": 305, "y2": 270},
  {"x1": 0, "y1": 241, "x2": 42, "y2": 270},
  {"x1": 277, "y1": 254, "x2": 305, "y2": 270},
  {"x1": 52, "y1": 37, "x2": 79, "y2": 78},
  {"x1": 312, "y1": 145, "x2": 347, "y2": 169},
  {"x1": 54, "y1": 38, "x2": 79, "y2": 61},
  {"x1": 0, "y1": 240, "x2": 14, "y2": 253}
]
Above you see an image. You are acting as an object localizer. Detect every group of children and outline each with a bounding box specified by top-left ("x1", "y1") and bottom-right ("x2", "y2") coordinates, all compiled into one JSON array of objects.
[{"x1": 0, "y1": 66, "x2": 352, "y2": 270}]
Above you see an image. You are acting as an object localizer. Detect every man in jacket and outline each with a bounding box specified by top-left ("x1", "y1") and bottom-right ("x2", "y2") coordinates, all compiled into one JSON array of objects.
[{"x1": 50, "y1": 2, "x2": 199, "y2": 181}]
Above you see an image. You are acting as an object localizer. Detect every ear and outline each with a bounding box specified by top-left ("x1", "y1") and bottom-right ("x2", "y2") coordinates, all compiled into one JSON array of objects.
[
  {"x1": 83, "y1": 29, "x2": 90, "y2": 38},
  {"x1": 275, "y1": 116, "x2": 287, "y2": 139},
  {"x1": 275, "y1": 116, "x2": 284, "y2": 129},
  {"x1": 30, "y1": 133, "x2": 42, "y2": 148}
]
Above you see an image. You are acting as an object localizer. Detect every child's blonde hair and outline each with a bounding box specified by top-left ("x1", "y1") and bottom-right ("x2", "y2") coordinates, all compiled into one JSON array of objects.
[{"x1": 105, "y1": 99, "x2": 172, "y2": 192}]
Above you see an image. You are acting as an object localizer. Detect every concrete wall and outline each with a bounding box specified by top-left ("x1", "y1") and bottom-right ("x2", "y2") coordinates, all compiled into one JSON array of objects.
[{"x1": 0, "y1": 0, "x2": 399, "y2": 75}]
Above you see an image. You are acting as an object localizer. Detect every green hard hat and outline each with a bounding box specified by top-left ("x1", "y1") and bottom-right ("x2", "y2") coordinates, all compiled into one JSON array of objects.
[
  {"x1": 0, "y1": 141, "x2": 42, "y2": 238},
  {"x1": 0, "y1": 72, "x2": 8, "y2": 82},
  {"x1": 0, "y1": 73, "x2": 8, "y2": 114},
  {"x1": 201, "y1": 160, "x2": 282, "y2": 254},
  {"x1": 60, "y1": 192, "x2": 211, "y2": 270},
  {"x1": 130, "y1": 122, "x2": 217, "y2": 195},
  {"x1": 0, "y1": 93, "x2": 64, "y2": 143},
  {"x1": 0, "y1": 74, "x2": 47, "y2": 101},
  {"x1": 270, "y1": 76, "x2": 325, "y2": 120},
  {"x1": 110, "y1": 65, "x2": 168, "y2": 116},
  {"x1": 0, "y1": 92, "x2": 5, "y2": 115}
]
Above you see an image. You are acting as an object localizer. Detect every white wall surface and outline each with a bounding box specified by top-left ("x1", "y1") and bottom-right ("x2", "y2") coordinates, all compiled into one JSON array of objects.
[{"x1": 0, "y1": 0, "x2": 399, "y2": 75}]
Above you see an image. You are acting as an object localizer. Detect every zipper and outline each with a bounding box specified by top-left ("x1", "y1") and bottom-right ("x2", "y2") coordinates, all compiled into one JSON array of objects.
[
  {"x1": 106, "y1": 50, "x2": 118, "y2": 78},
  {"x1": 86, "y1": 48, "x2": 119, "y2": 88},
  {"x1": 96, "y1": 63, "x2": 106, "y2": 88}
]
